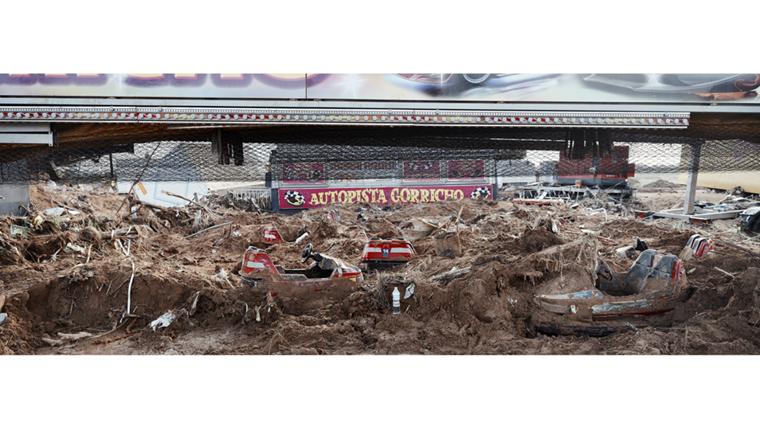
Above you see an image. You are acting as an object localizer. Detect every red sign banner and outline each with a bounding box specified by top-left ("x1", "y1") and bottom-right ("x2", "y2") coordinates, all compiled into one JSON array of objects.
[{"x1": 278, "y1": 184, "x2": 493, "y2": 209}]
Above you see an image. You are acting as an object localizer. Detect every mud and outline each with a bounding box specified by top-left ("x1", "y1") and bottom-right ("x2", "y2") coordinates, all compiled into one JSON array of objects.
[{"x1": 0, "y1": 183, "x2": 759, "y2": 355}]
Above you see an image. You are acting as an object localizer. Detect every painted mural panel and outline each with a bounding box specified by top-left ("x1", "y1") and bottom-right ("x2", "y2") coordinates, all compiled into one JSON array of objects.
[
  {"x1": 0, "y1": 74, "x2": 308, "y2": 98},
  {"x1": 306, "y1": 74, "x2": 760, "y2": 103},
  {"x1": 1, "y1": 73, "x2": 759, "y2": 104}
]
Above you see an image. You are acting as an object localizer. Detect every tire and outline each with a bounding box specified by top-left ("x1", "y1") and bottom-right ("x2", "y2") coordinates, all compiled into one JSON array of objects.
[{"x1": 462, "y1": 74, "x2": 490, "y2": 84}]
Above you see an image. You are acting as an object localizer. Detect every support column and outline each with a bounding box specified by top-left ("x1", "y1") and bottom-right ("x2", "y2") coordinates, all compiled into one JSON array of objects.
[
  {"x1": 683, "y1": 142, "x2": 702, "y2": 215},
  {"x1": 211, "y1": 129, "x2": 228, "y2": 164},
  {"x1": 0, "y1": 183, "x2": 30, "y2": 216},
  {"x1": 232, "y1": 141, "x2": 244, "y2": 166}
]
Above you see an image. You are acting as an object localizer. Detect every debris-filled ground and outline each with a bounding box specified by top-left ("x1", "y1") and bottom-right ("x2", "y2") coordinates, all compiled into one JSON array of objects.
[{"x1": 1, "y1": 182, "x2": 759, "y2": 355}]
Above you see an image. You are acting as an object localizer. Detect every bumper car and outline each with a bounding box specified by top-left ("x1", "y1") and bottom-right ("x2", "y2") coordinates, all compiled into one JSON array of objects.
[
  {"x1": 239, "y1": 243, "x2": 363, "y2": 305},
  {"x1": 359, "y1": 238, "x2": 416, "y2": 272},
  {"x1": 533, "y1": 249, "x2": 689, "y2": 336}
]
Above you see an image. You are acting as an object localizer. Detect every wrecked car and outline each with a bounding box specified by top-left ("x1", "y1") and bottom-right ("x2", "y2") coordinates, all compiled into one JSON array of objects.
[
  {"x1": 533, "y1": 248, "x2": 689, "y2": 336},
  {"x1": 238, "y1": 243, "x2": 364, "y2": 314},
  {"x1": 739, "y1": 206, "x2": 760, "y2": 234},
  {"x1": 359, "y1": 238, "x2": 416, "y2": 272},
  {"x1": 239, "y1": 243, "x2": 363, "y2": 289}
]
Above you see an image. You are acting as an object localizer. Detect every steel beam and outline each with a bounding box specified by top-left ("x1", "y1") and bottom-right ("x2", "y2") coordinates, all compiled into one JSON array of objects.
[
  {"x1": 0, "y1": 106, "x2": 690, "y2": 129},
  {"x1": 690, "y1": 210, "x2": 745, "y2": 220},
  {"x1": 1, "y1": 96, "x2": 760, "y2": 114},
  {"x1": 0, "y1": 123, "x2": 53, "y2": 145}
]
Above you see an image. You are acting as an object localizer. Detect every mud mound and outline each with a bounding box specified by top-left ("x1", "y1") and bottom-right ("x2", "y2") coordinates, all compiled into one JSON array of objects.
[
  {"x1": 0, "y1": 311, "x2": 34, "y2": 355},
  {"x1": 1, "y1": 183, "x2": 758, "y2": 354},
  {"x1": 643, "y1": 179, "x2": 684, "y2": 189},
  {"x1": 2, "y1": 260, "x2": 276, "y2": 353},
  {"x1": 519, "y1": 228, "x2": 563, "y2": 253},
  {"x1": 601, "y1": 219, "x2": 676, "y2": 241},
  {"x1": 23, "y1": 265, "x2": 196, "y2": 331}
]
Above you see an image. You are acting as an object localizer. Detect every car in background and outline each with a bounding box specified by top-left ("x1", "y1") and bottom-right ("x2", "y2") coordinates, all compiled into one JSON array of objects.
[
  {"x1": 396, "y1": 73, "x2": 559, "y2": 90},
  {"x1": 584, "y1": 74, "x2": 760, "y2": 99}
]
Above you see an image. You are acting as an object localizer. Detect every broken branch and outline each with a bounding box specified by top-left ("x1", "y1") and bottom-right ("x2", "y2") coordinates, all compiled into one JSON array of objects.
[
  {"x1": 187, "y1": 221, "x2": 233, "y2": 239},
  {"x1": 126, "y1": 260, "x2": 136, "y2": 315},
  {"x1": 431, "y1": 266, "x2": 472, "y2": 284},
  {"x1": 114, "y1": 143, "x2": 162, "y2": 220},
  {"x1": 163, "y1": 191, "x2": 222, "y2": 217},
  {"x1": 713, "y1": 266, "x2": 736, "y2": 279}
]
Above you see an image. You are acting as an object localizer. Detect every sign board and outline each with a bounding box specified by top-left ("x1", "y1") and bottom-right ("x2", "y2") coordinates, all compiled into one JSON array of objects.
[{"x1": 278, "y1": 184, "x2": 494, "y2": 210}]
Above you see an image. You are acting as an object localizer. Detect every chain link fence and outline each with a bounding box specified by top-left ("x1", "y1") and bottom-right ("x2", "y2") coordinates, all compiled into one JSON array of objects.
[{"x1": 1, "y1": 133, "x2": 759, "y2": 191}]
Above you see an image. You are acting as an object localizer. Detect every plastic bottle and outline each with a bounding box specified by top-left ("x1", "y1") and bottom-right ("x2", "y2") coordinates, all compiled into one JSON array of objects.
[{"x1": 392, "y1": 287, "x2": 401, "y2": 315}]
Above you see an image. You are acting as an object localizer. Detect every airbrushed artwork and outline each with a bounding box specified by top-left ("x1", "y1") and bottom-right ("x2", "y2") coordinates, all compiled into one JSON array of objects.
[{"x1": 1, "y1": 73, "x2": 759, "y2": 102}]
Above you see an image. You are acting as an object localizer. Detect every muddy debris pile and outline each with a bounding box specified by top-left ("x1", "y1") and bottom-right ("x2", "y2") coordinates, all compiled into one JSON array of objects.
[{"x1": 1, "y1": 182, "x2": 759, "y2": 355}]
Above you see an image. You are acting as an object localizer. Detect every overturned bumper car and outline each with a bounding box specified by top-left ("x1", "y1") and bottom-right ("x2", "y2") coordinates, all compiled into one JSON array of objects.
[{"x1": 531, "y1": 243, "x2": 690, "y2": 336}]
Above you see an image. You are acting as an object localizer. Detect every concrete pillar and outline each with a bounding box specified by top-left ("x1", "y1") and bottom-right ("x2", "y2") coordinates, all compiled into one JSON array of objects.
[
  {"x1": 0, "y1": 184, "x2": 30, "y2": 216},
  {"x1": 683, "y1": 142, "x2": 702, "y2": 215}
]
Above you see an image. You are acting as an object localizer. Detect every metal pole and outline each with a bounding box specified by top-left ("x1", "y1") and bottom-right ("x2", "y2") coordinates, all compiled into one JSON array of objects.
[{"x1": 683, "y1": 142, "x2": 702, "y2": 215}]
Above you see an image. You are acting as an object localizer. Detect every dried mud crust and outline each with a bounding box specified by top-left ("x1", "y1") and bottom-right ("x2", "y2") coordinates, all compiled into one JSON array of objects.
[{"x1": 0, "y1": 183, "x2": 759, "y2": 355}]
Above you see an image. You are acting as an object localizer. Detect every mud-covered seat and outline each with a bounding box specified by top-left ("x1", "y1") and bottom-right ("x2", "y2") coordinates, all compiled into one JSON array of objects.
[
  {"x1": 314, "y1": 255, "x2": 340, "y2": 273},
  {"x1": 300, "y1": 243, "x2": 341, "y2": 278},
  {"x1": 597, "y1": 249, "x2": 679, "y2": 296}
]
